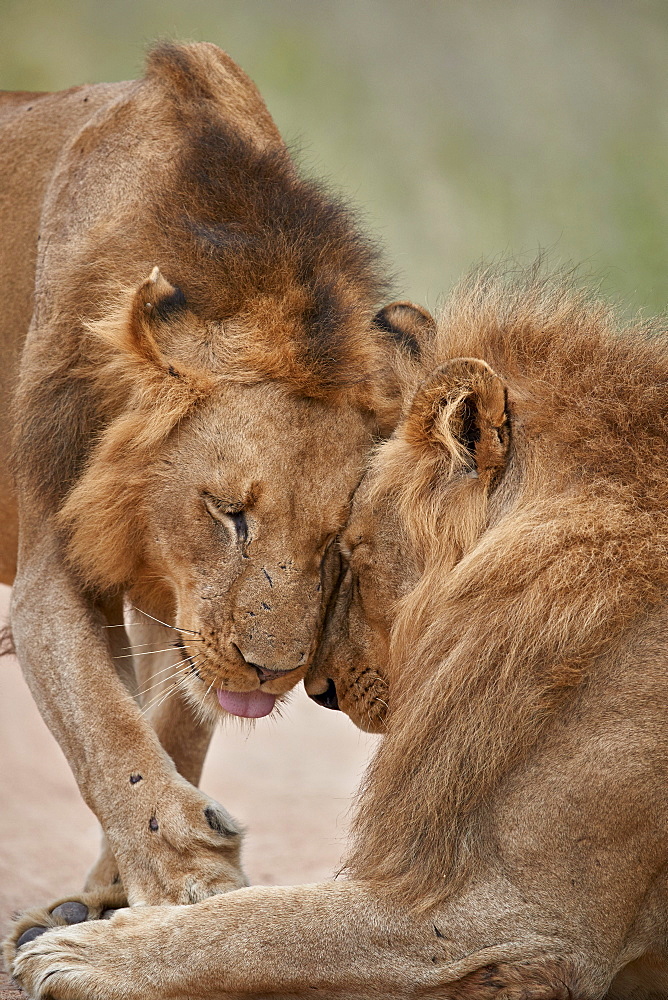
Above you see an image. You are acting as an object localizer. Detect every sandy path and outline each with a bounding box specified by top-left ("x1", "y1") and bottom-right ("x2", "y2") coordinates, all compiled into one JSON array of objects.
[{"x1": 0, "y1": 583, "x2": 379, "y2": 994}]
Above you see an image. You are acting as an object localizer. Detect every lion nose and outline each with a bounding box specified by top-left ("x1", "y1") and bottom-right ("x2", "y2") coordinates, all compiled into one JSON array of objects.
[
  {"x1": 251, "y1": 662, "x2": 299, "y2": 683},
  {"x1": 308, "y1": 679, "x2": 340, "y2": 711},
  {"x1": 231, "y1": 643, "x2": 305, "y2": 681}
]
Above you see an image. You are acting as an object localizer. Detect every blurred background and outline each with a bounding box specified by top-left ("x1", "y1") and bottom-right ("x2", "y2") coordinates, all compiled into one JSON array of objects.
[{"x1": 2, "y1": 0, "x2": 666, "y2": 315}]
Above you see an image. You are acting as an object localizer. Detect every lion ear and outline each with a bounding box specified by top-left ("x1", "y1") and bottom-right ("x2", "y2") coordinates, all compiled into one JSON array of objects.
[
  {"x1": 372, "y1": 301, "x2": 437, "y2": 435},
  {"x1": 372, "y1": 300, "x2": 436, "y2": 360},
  {"x1": 126, "y1": 267, "x2": 187, "y2": 370},
  {"x1": 405, "y1": 357, "x2": 509, "y2": 480}
]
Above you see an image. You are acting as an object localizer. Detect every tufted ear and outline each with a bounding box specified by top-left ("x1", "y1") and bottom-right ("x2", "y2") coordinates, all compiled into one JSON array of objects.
[
  {"x1": 404, "y1": 357, "x2": 509, "y2": 481},
  {"x1": 88, "y1": 266, "x2": 214, "y2": 404},
  {"x1": 126, "y1": 266, "x2": 188, "y2": 370},
  {"x1": 371, "y1": 301, "x2": 437, "y2": 435},
  {"x1": 372, "y1": 300, "x2": 436, "y2": 359}
]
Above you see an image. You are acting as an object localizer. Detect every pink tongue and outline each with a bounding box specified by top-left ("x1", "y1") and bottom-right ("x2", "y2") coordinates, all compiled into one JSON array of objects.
[{"x1": 217, "y1": 688, "x2": 277, "y2": 719}]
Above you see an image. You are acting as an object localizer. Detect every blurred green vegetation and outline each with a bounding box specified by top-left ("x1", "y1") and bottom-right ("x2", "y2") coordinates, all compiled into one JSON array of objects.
[{"x1": 2, "y1": 0, "x2": 667, "y2": 313}]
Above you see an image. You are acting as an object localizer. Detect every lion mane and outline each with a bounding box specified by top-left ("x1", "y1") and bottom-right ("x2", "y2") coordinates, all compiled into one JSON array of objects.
[
  {"x1": 345, "y1": 266, "x2": 668, "y2": 911},
  {"x1": 9, "y1": 42, "x2": 397, "y2": 592}
]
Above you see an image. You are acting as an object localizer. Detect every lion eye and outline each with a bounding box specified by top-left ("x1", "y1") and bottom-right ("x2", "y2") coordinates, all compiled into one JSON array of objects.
[
  {"x1": 203, "y1": 494, "x2": 248, "y2": 544},
  {"x1": 226, "y1": 510, "x2": 248, "y2": 544}
]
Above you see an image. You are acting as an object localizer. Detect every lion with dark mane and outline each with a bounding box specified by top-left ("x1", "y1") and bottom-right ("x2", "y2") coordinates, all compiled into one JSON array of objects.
[
  {"x1": 0, "y1": 40, "x2": 431, "y2": 946},
  {"x1": 11, "y1": 267, "x2": 668, "y2": 999}
]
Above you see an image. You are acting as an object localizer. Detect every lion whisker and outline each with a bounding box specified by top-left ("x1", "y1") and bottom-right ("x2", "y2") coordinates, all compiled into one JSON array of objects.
[
  {"x1": 135, "y1": 656, "x2": 200, "y2": 700},
  {"x1": 120, "y1": 639, "x2": 203, "y2": 652},
  {"x1": 137, "y1": 669, "x2": 191, "y2": 704},
  {"x1": 104, "y1": 622, "x2": 181, "y2": 629},
  {"x1": 199, "y1": 675, "x2": 217, "y2": 712},
  {"x1": 140, "y1": 687, "x2": 177, "y2": 718},
  {"x1": 114, "y1": 644, "x2": 202, "y2": 659},
  {"x1": 186, "y1": 664, "x2": 223, "y2": 726},
  {"x1": 182, "y1": 670, "x2": 217, "y2": 728},
  {"x1": 103, "y1": 623, "x2": 149, "y2": 628},
  {"x1": 120, "y1": 641, "x2": 172, "y2": 650},
  {"x1": 139, "y1": 659, "x2": 203, "y2": 716},
  {"x1": 131, "y1": 605, "x2": 201, "y2": 637},
  {"x1": 172, "y1": 661, "x2": 206, "y2": 710}
]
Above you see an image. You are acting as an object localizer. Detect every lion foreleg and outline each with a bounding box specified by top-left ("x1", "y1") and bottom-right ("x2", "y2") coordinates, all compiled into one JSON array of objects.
[
  {"x1": 82, "y1": 609, "x2": 218, "y2": 899},
  {"x1": 81, "y1": 604, "x2": 134, "y2": 899},
  {"x1": 10, "y1": 881, "x2": 452, "y2": 1000},
  {"x1": 9, "y1": 879, "x2": 599, "y2": 1000},
  {"x1": 10, "y1": 534, "x2": 246, "y2": 910}
]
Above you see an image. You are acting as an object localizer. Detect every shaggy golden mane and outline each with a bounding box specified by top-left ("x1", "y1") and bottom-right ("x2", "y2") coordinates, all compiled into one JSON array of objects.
[
  {"x1": 13, "y1": 42, "x2": 393, "y2": 520},
  {"x1": 347, "y1": 267, "x2": 668, "y2": 910}
]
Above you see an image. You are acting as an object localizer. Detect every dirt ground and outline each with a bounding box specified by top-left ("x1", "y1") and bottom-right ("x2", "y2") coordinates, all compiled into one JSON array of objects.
[{"x1": 0, "y1": 582, "x2": 379, "y2": 995}]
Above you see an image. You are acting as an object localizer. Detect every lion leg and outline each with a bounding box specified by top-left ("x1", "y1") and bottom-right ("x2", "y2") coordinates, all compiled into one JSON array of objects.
[
  {"x1": 84, "y1": 609, "x2": 218, "y2": 889},
  {"x1": 88, "y1": 611, "x2": 219, "y2": 898},
  {"x1": 9, "y1": 881, "x2": 587, "y2": 1000},
  {"x1": 7, "y1": 607, "x2": 227, "y2": 964},
  {"x1": 85, "y1": 677, "x2": 215, "y2": 891},
  {"x1": 9, "y1": 882, "x2": 438, "y2": 1000},
  {"x1": 78, "y1": 605, "x2": 135, "y2": 901},
  {"x1": 86, "y1": 606, "x2": 219, "y2": 889},
  {"x1": 9, "y1": 534, "x2": 246, "y2": 915},
  {"x1": 82, "y1": 609, "x2": 218, "y2": 900},
  {"x1": 78, "y1": 685, "x2": 216, "y2": 902}
]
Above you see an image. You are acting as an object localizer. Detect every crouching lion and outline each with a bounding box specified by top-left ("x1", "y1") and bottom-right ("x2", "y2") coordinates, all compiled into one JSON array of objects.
[
  {"x1": 11, "y1": 268, "x2": 668, "y2": 999},
  {"x1": 0, "y1": 40, "x2": 430, "y2": 939}
]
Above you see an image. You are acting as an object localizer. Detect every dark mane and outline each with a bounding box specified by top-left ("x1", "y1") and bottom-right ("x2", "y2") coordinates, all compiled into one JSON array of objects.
[
  {"x1": 13, "y1": 43, "x2": 394, "y2": 512},
  {"x1": 139, "y1": 42, "x2": 391, "y2": 395}
]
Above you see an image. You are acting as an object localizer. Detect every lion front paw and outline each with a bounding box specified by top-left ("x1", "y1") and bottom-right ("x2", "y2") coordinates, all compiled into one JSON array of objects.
[
  {"x1": 116, "y1": 781, "x2": 248, "y2": 905},
  {"x1": 11, "y1": 914, "x2": 157, "y2": 1000},
  {"x1": 12, "y1": 924, "x2": 113, "y2": 1000},
  {"x1": 3, "y1": 883, "x2": 127, "y2": 974}
]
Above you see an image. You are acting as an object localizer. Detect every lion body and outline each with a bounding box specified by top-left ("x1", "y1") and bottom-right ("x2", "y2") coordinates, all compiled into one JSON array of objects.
[{"x1": 0, "y1": 42, "x2": 407, "y2": 928}]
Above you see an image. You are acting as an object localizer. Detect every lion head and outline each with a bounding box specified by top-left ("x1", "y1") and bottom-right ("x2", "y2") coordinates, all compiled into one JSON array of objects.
[
  {"x1": 53, "y1": 271, "x2": 431, "y2": 725},
  {"x1": 307, "y1": 351, "x2": 509, "y2": 733}
]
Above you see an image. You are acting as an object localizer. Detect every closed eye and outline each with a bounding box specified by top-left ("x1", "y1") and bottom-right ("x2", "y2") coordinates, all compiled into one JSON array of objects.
[
  {"x1": 203, "y1": 493, "x2": 248, "y2": 544},
  {"x1": 227, "y1": 510, "x2": 248, "y2": 543}
]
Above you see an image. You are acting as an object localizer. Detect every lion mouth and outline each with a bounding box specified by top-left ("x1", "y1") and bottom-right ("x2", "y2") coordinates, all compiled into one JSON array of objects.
[{"x1": 216, "y1": 688, "x2": 277, "y2": 719}]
